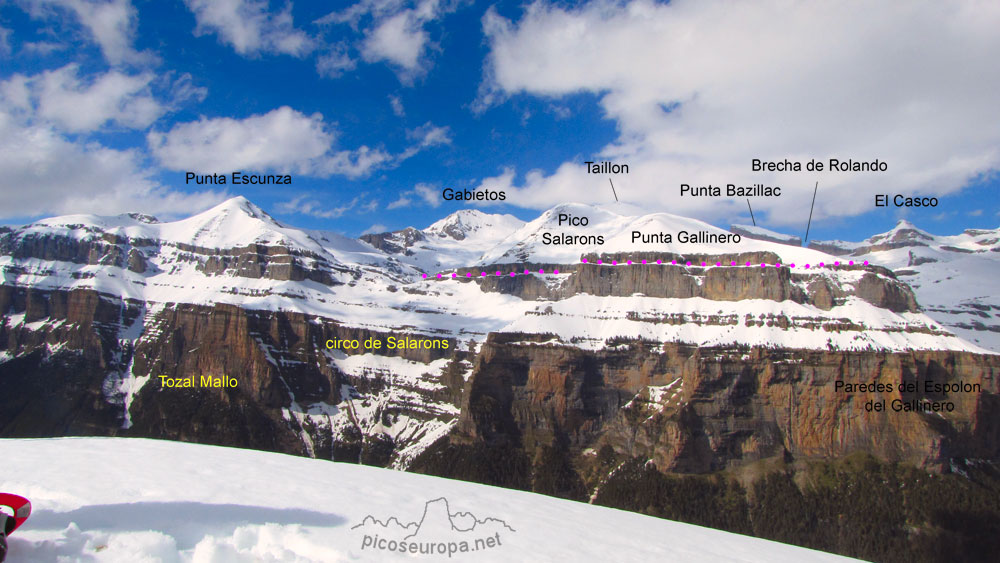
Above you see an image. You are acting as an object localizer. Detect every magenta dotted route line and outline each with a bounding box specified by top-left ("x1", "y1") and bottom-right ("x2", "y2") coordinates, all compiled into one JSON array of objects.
[{"x1": 423, "y1": 258, "x2": 870, "y2": 279}]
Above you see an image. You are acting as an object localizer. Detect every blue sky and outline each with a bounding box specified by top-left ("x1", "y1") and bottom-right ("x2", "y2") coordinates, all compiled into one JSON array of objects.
[{"x1": 1, "y1": 0, "x2": 998, "y2": 243}]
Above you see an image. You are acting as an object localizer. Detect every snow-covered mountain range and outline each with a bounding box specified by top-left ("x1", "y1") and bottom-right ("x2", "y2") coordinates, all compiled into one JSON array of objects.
[
  {"x1": 810, "y1": 220, "x2": 1000, "y2": 352},
  {"x1": 2, "y1": 196, "x2": 985, "y2": 354},
  {"x1": 2, "y1": 198, "x2": 999, "y2": 562},
  {"x1": 1, "y1": 196, "x2": 996, "y2": 469}
]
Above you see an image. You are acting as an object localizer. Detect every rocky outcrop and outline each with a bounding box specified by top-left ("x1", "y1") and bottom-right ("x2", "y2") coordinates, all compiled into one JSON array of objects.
[
  {"x1": 442, "y1": 255, "x2": 919, "y2": 312},
  {"x1": 0, "y1": 229, "x2": 347, "y2": 286},
  {"x1": 0, "y1": 286, "x2": 464, "y2": 462},
  {"x1": 361, "y1": 227, "x2": 425, "y2": 255},
  {"x1": 446, "y1": 334, "x2": 1000, "y2": 477},
  {"x1": 730, "y1": 225, "x2": 803, "y2": 246}
]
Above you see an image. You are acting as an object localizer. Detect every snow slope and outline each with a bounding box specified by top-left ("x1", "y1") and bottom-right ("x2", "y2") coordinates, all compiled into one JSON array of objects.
[
  {"x1": 362, "y1": 209, "x2": 526, "y2": 272},
  {"x1": 813, "y1": 220, "x2": 1000, "y2": 352},
  {"x1": 0, "y1": 437, "x2": 859, "y2": 563},
  {"x1": 478, "y1": 203, "x2": 848, "y2": 267}
]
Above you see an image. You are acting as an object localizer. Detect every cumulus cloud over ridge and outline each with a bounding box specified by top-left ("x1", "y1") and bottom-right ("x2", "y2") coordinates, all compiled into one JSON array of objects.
[{"x1": 478, "y1": 0, "x2": 1000, "y2": 226}]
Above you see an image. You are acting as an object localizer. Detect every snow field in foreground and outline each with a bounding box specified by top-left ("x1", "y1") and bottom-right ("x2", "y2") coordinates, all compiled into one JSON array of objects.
[{"x1": 0, "y1": 437, "x2": 862, "y2": 562}]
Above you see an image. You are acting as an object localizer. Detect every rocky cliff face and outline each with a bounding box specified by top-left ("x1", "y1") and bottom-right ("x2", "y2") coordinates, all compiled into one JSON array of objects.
[
  {"x1": 439, "y1": 334, "x2": 1000, "y2": 485},
  {"x1": 460, "y1": 253, "x2": 919, "y2": 313},
  {"x1": 0, "y1": 284, "x2": 466, "y2": 466}
]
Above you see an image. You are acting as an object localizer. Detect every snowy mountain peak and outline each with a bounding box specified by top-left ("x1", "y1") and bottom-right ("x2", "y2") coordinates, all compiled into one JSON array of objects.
[
  {"x1": 535, "y1": 202, "x2": 622, "y2": 227},
  {"x1": 165, "y1": 196, "x2": 300, "y2": 250},
  {"x1": 197, "y1": 196, "x2": 278, "y2": 225},
  {"x1": 869, "y1": 219, "x2": 933, "y2": 245},
  {"x1": 426, "y1": 209, "x2": 525, "y2": 241}
]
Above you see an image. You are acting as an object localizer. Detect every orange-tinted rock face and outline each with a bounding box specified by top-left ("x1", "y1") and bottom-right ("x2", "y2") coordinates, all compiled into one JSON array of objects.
[
  {"x1": 455, "y1": 335, "x2": 1000, "y2": 474},
  {"x1": 2, "y1": 284, "x2": 998, "y2": 476}
]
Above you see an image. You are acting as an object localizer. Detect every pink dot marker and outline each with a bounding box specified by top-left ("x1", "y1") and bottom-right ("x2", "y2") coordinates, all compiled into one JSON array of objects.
[
  {"x1": 422, "y1": 273, "x2": 427, "y2": 279},
  {"x1": 805, "y1": 264, "x2": 810, "y2": 269},
  {"x1": 466, "y1": 272, "x2": 472, "y2": 277},
  {"x1": 539, "y1": 269, "x2": 545, "y2": 274},
  {"x1": 437, "y1": 273, "x2": 441, "y2": 278},
  {"x1": 849, "y1": 260, "x2": 854, "y2": 266},
  {"x1": 642, "y1": 259, "x2": 647, "y2": 264},
  {"x1": 790, "y1": 263, "x2": 796, "y2": 268},
  {"x1": 496, "y1": 271, "x2": 501, "y2": 276},
  {"x1": 864, "y1": 260, "x2": 869, "y2": 266},
  {"x1": 510, "y1": 272, "x2": 515, "y2": 277},
  {"x1": 554, "y1": 269, "x2": 559, "y2": 274},
  {"x1": 524, "y1": 269, "x2": 530, "y2": 274},
  {"x1": 671, "y1": 260, "x2": 677, "y2": 265},
  {"x1": 613, "y1": 260, "x2": 618, "y2": 265},
  {"x1": 686, "y1": 261, "x2": 691, "y2": 266},
  {"x1": 746, "y1": 262, "x2": 751, "y2": 266},
  {"x1": 819, "y1": 262, "x2": 825, "y2": 267},
  {"x1": 715, "y1": 262, "x2": 721, "y2": 267},
  {"x1": 627, "y1": 260, "x2": 632, "y2": 265},
  {"x1": 597, "y1": 260, "x2": 602, "y2": 264},
  {"x1": 761, "y1": 263, "x2": 766, "y2": 268},
  {"x1": 452, "y1": 273, "x2": 456, "y2": 278},
  {"x1": 481, "y1": 272, "x2": 486, "y2": 276},
  {"x1": 835, "y1": 261, "x2": 840, "y2": 266},
  {"x1": 582, "y1": 258, "x2": 588, "y2": 263},
  {"x1": 730, "y1": 261, "x2": 736, "y2": 266},
  {"x1": 701, "y1": 262, "x2": 706, "y2": 267}
]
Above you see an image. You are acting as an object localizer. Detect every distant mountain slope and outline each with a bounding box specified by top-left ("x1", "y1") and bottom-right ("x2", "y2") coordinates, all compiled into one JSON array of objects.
[
  {"x1": 360, "y1": 209, "x2": 526, "y2": 272},
  {"x1": 0, "y1": 437, "x2": 858, "y2": 562},
  {"x1": 811, "y1": 220, "x2": 1000, "y2": 351}
]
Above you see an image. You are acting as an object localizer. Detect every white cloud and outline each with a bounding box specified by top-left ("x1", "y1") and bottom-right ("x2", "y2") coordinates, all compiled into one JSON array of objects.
[
  {"x1": 314, "y1": 146, "x2": 394, "y2": 178},
  {"x1": 148, "y1": 106, "x2": 393, "y2": 179},
  {"x1": 361, "y1": 223, "x2": 388, "y2": 235},
  {"x1": 0, "y1": 65, "x2": 201, "y2": 133},
  {"x1": 0, "y1": 109, "x2": 225, "y2": 220},
  {"x1": 276, "y1": 194, "x2": 378, "y2": 219},
  {"x1": 388, "y1": 182, "x2": 440, "y2": 209},
  {"x1": 316, "y1": 0, "x2": 457, "y2": 82},
  {"x1": 400, "y1": 121, "x2": 451, "y2": 158},
  {"x1": 406, "y1": 121, "x2": 451, "y2": 147},
  {"x1": 413, "y1": 183, "x2": 439, "y2": 207},
  {"x1": 149, "y1": 107, "x2": 449, "y2": 179},
  {"x1": 389, "y1": 94, "x2": 404, "y2": 117},
  {"x1": 19, "y1": 64, "x2": 161, "y2": 131},
  {"x1": 184, "y1": 0, "x2": 313, "y2": 57},
  {"x1": 20, "y1": 0, "x2": 154, "y2": 65},
  {"x1": 316, "y1": 44, "x2": 357, "y2": 78},
  {"x1": 478, "y1": 0, "x2": 1000, "y2": 227},
  {"x1": 0, "y1": 25, "x2": 11, "y2": 55},
  {"x1": 386, "y1": 194, "x2": 410, "y2": 209},
  {"x1": 21, "y1": 41, "x2": 65, "y2": 55},
  {"x1": 362, "y1": 10, "x2": 427, "y2": 72}
]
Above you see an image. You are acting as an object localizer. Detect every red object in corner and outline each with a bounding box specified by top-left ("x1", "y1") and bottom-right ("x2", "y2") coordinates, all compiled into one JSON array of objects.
[{"x1": 0, "y1": 494, "x2": 30, "y2": 534}]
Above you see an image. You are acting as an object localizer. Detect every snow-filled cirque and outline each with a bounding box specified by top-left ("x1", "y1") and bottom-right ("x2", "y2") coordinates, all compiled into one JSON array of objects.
[{"x1": 0, "y1": 437, "x2": 859, "y2": 562}]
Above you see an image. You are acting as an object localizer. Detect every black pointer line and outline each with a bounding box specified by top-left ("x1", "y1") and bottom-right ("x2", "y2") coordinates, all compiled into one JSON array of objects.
[
  {"x1": 609, "y1": 178, "x2": 619, "y2": 202},
  {"x1": 804, "y1": 181, "x2": 819, "y2": 245},
  {"x1": 747, "y1": 199, "x2": 756, "y2": 226}
]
